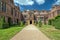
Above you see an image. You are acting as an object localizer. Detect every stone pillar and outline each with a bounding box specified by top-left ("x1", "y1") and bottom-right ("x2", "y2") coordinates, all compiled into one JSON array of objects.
[
  {"x1": 28, "y1": 20, "x2": 30, "y2": 25},
  {"x1": 32, "y1": 20, "x2": 34, "y2": 25}
]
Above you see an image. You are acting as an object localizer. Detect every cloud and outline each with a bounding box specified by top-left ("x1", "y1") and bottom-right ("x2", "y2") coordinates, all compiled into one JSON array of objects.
[
  {"x1": 35, "y1": 0, "x2": 45, "y2": 5},
  {"x1": 14, "y1": 0, "x2": 34, "y2": 5},
  {"x1": 14, "y1": 0, "x2": 45, "y2": 5},
  {"x1": 54, "y1": 0, "x2": 60, "y2": 5},
  {"x1": 14, "y1": 3, "x2": 19, "y2": 6}
]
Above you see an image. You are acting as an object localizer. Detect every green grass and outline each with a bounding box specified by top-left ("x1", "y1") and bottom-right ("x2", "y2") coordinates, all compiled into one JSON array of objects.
[
  {"x1": 38, "y1": 25, "x2": 60, "y2": 40},
  {"x1": 0, "y1": 26, "x2": 24, "y2": 40}
]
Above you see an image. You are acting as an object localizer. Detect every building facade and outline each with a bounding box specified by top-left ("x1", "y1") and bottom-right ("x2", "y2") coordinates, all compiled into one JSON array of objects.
[
  {"x1": 0, "y1": 0, "x2": 21, "y2": 25},
  {"x1": 0, "y1": 0, "x2": 60, "y2": 25},
  {"x1": 22, "y1": 5, "x2": 60, "y2": 25}
]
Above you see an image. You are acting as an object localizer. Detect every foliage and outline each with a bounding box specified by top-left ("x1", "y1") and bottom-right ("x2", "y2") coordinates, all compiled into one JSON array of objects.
[
  {"x1": 0, "y1": 27, "x2": 23, "y2": 40},
  {"x1": 48, "y1": 15, "x2": 60, "y2": 29},
  {"x1": 19, "y1": 21, "x2": 24, "y2": 27},
  {"x1": 55, "y1": 15, "x2": 60, "y2": 19},
  {"x1": 37, "y1": 20, "x2": 42, "y2": 27},
  {"x1": 39, "y1": 25, "x2": 60, "y2": 40},
  {"x1": 48, "y1": 19, "x2": 55, "y2": 25},
  {"x1": 48, "y1": 19, "x2": 52, "y2": 25},
  {"x1": 2, "y1": 23, "x2": 9, "y2": 29},
  {"x1": 53, "y1": 16, "x2": 60, "y2": 29},
  {"x1": 0, "y1": 16, "x2": 9, "y2": 29},
  {"x1": 0, "y1": 16, "x2": 4, "y2": 28}
]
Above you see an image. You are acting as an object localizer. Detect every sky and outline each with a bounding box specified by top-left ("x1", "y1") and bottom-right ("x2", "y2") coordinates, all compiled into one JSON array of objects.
[{"x1": 14, "y1": 0, "x2": 60, "y2": 11}]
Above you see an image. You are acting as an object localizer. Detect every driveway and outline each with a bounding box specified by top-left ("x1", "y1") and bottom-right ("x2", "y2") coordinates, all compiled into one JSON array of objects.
[{"x1": 11, "y1": 25, "x2": 50, "y2": 40}]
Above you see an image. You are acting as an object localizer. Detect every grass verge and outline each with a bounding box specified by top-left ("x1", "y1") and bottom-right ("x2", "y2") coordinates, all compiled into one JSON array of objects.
[
  {"x1": 0, "y1": 26, "x2": 24, "y2": 40},
  {"x1": 38, "y1": 25, "x2": 60, "y2": 40}
]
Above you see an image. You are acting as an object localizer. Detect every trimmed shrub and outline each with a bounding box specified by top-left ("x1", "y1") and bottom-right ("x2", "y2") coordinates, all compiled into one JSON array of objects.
[
  {"x1": 55, "y1": 15, "x2": 60, "y2": 19},
  {"x1": 48, "y1": 16, "x2": 60, "y2": 29},
  {"x1": 0, "y1": 16, "x2": 4, "y2": 28},
  {"x1": 53, "y1": 16, "x2": 60, "y2": 29},
  {"x1": 2, "y1": 23, "x2": 9, "y2": 29},
  {"x1": 19, "y1": 21, "x2": 24, "y2": 27},
  {"x1": 0, "y1": 16, "x2": 9, "y2": 29},
  {"x1": 37, "y1": 20, "x2": 42, "y2": 27},
  {"x1": 48, "y1": 19, "x2": 52, "y2": 25},
  {"x1": 48, "y1": 19, "x2": 55, "y2": 25},
  {"x1": 54, "y1": 21, "x2": 60, "y2": 29}
]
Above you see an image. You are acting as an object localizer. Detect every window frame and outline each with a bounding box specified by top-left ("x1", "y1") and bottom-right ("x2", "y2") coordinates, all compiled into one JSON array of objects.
[{"x1": 2, "y1": 1, "x2": 6, "y2": 12}]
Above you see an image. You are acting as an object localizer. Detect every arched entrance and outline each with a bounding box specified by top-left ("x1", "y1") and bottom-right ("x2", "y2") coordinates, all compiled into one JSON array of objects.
[
  {"x1": 30, "y1": 20, "x2": 32, "y2": 24},
  {"x1": 27, "y1": 20, "x2": 34, "y2": 25}
]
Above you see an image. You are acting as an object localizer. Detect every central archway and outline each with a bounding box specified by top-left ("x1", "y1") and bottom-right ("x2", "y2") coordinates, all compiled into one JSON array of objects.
[{"x1": 30, "y1": 20, "x2": 32, "y2": 24}]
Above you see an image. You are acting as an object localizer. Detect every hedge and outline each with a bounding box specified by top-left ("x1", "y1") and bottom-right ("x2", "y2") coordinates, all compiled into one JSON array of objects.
[
  {"x1": 0, "y1": 16, "x2": 9, "y2": 29},
  {"x1": 37, "y1": 20, "x2": 42, "y2": 27},
  {"x1": 48, "y1": 15, "x2": 60, "y2": 29},
  {"x1": 19, "y1": 21, "x2": 24, "y2": 27}
]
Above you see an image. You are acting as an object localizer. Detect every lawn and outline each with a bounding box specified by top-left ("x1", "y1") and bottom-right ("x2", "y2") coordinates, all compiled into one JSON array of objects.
[
  {"x1": 0, "y1": 26, "x2": 24, "y2": 40},
  {"x1": 38, "y1": 25, "x2": 60, "y2": 40}
]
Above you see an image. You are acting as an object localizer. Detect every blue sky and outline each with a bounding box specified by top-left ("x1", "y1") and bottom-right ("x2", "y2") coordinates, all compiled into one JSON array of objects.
[{"x1": 14, "y1": 0, "x2": 60, "y2": 11}]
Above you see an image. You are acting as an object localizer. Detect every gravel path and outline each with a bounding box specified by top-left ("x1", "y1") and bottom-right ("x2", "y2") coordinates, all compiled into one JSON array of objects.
[{"x1": 11, "y1": 25, "x2": 50, "y2": 40}]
